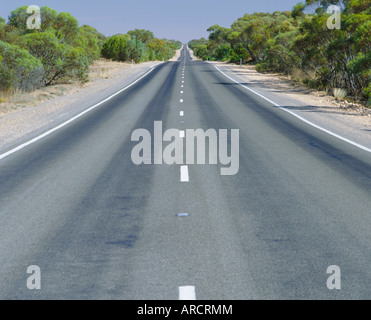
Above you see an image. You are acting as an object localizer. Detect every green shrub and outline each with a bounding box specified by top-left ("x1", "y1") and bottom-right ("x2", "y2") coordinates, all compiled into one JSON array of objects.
[
  {"x1": 0, "y1": 40, "x2": 44, "y2": 91},
  {"x1": 8, "y1": 5, "x2": 29, "y2": 35},
  {"x1": 101, "y1": 34, "x2": 131, "y2": 61},
  {"x1": 78, "y1": 25, "x2": 105, "y2": 62},
  {"x1": 101, "y1": 34, "x2": 148, "y2": 63},
  {"x1": 19, "y1": 32, "x2": 89, "y2": 85},
  {"x1": 0, "y1": 61, "x2": 15, "y2": 91}
]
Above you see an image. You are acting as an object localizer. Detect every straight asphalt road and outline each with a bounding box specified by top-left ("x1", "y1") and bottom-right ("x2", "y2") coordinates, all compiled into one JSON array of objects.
[{"x1": 0, "y1": 46, "x2": 370, "y2": 300}]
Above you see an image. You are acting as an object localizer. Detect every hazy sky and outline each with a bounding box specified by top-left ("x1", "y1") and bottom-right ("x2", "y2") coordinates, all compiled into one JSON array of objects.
[{"x1": 0, "y1": 0, "x2": 302, "y2": 42}]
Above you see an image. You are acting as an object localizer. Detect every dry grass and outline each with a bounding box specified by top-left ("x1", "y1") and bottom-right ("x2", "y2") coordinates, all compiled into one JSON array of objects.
[
  {"x1": 0, "y1": 86, "x2": 66, "y2": 115},
  {"x1": 88, "y1": 59, "x2": 131, "y2": 81},
  {"x1": 291, "y1": 68, "x2": 316, "y2": 83},
  {"x1": 0, "y1": 88, "x2": 35, "y2": 106},
  {"x1": 291, "y1": 68, "x2": 308, "y2": 82},
  {"x1": 89, "y1": 66, "x2": 110, "y2": 80},
  {"x1": 0, "y1": 88, "x2": 17, "y2": 104},
  {"x1": 333, "y1": 88, "x2": 347, "y2": 101}
]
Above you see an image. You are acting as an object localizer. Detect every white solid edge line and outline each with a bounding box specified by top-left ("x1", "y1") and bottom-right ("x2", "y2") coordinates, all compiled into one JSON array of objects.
[
  {"x1": 180, "y1": 165, "x2": 189, "y2": 182},
  {"x1": 213, "y1": 64, "x2": 371, "y2": 154},
  {"x1": 179, "y1": 286, "x2": 196, "y2": 300},
  {"x1": 0, "y1": 66, "x2": 160, "y2": 161}
]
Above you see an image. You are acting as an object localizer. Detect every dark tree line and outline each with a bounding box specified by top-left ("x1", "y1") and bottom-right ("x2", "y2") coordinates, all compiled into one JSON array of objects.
[
  {"x1": 101, "y1": 29, "x2": 182, "y2": 63},
  {"x1": 0, "y1": 7, "x2": 181, "y2": 94},
  {"x1": 189, "y1": 0, "x2": 370, "y2": 104}
]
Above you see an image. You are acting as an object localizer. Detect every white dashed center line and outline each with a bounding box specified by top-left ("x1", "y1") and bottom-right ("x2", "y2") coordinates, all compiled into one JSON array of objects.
[
  {"x1": 177, "y1": 213, "x2": 189, "y2": 217},
  {"x1": 180, "y1": 111, "x2": 184, "y2": 116},
  {"x1": 180, "y1": 165, "x2": 189, "y2": 182},
  {"x1": 179, "y1": 286, "x2": 196, "y2": 300}
]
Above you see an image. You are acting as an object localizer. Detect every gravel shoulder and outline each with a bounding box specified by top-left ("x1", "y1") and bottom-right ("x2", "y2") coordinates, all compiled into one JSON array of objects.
[
  {"x1": 0, "y1": 46, "x2": 183, "y2": 155},
  {"x1": 209, "y1": 61, "x2": 371, "y2": 151},
  {"x1": 0, "y1": 59, "x2": 166, "y2": 154}
]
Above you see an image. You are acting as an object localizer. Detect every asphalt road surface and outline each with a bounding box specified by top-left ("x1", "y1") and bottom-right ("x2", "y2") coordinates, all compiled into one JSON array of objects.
[{"x1": 0, "y1": 47, "x2": 370, "y2": 300}]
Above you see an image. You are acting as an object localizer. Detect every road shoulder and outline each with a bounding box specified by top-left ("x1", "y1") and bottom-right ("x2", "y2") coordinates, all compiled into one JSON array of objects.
[
  {"x1": 210, "y1": 61, "x2": 371, "y2": 151},
  {"x1": 0, "y1": 60, "x2": 164, "y2": 154}
]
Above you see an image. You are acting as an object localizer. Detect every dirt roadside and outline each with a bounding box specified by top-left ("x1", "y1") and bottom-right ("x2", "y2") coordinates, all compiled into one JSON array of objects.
[
  {"x1": 208, "y1": 60, "x2": 371, "y2": 150},
  {"x1": 0, "y1": 47, "x2": 183, "y2": 152}
]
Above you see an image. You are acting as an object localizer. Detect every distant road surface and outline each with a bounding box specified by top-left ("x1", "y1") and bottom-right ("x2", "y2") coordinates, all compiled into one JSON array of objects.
[{"x1": 0, "y1": 46, "x2": 370, "y2": 299}]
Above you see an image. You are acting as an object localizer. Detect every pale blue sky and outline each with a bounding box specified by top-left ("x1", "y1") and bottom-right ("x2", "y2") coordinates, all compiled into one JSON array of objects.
[{"x1": 1, "y1": 0, "x2": 302, "y2": 42}]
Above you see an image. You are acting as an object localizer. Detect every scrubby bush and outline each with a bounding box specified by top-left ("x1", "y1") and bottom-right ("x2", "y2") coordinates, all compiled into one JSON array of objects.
[
  {"x1": 7, "y1": 5, "x2": 29, "y2": 35},
  {"x1": 78, "y1": 25, "x2": 105, "y2": 62},
  {"x1": 2, "y1": 5, "x2": 179, "y2": 96},
  {"x1": 4, "y1": 6, "x2": 104, "y2": 87},
  {"x1": 101, "y1": 32, "x2": 179, "y2": 63},
  {"x1": 0, "y1": 59, "x2": 14, "y2": 91},
  {"x1": 0, "y1": 40, "x2": 44, "y2": 91},
  {"x1": 101, "y1": 34, "x2": 132, "y2": 61},
  {"x1": 19, "y1": 32, "x2": 89, "y2": 85},
  {"x1": 190, "y1": 1, "x2": 371, "y2": 104}
]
